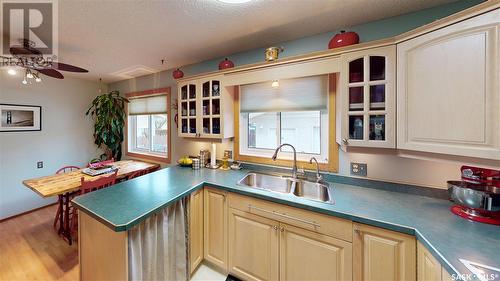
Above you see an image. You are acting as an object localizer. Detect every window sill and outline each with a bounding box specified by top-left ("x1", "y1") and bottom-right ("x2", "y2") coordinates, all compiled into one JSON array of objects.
[{"x1": 126, "y1": 151, "x2": 170, "y2": 164}]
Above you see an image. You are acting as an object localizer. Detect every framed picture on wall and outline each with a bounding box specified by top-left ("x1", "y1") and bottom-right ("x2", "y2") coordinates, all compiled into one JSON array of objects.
[{"x1": 0, "y1": 104, "x2": 42, "y2": 132}]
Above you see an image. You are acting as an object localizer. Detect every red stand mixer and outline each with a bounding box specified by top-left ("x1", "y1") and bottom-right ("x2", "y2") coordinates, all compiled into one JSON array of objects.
[{"x1": 447, "y1": 166, "x2": 500, "y2": 225}]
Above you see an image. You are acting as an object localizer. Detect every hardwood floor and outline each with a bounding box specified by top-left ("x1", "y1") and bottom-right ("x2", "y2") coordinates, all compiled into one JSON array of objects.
[{"x1": 0, "y1": 205, "x2": 79, "y2": 281}]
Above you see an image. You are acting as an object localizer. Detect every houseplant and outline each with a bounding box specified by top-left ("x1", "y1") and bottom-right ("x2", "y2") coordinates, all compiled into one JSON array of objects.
[{"x1": 86, "y1": 90, "x2": 128, "y2": 160}]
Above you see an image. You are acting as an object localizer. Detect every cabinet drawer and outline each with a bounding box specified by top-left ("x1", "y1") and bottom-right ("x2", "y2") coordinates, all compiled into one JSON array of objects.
[{"x1": 228, "y1": 193, "x2": 352, "y2": 242}]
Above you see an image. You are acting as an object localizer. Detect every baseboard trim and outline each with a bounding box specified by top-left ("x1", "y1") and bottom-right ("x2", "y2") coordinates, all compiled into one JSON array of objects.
[{"x1": 0, "y1": 202, "x2": 57, "y2": 222}]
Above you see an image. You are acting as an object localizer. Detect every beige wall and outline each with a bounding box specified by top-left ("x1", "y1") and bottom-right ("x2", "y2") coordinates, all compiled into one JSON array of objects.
[
  {"x1": 110, "y1": 71, "x2": 499, "y2": 190},
  {"x1": 0, "y1": 70, "x2": 102, "y2": 219},
  {"x1": 109, "y1": 1, "x2": 499, "y2": 190}
]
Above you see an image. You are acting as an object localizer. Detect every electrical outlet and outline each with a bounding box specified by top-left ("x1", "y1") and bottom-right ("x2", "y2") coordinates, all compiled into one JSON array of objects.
[
  {"x1": 37, "y1": 161, "x2": 43, "y2": 169},
  {"x1": 350, "y1": 162, "x2": 367, "y2": 177}
]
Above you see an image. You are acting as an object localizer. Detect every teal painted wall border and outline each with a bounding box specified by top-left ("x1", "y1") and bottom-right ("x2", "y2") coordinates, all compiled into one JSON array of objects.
[{"x1": 173, "y1": 0, "x2": 484, "y2": 78}]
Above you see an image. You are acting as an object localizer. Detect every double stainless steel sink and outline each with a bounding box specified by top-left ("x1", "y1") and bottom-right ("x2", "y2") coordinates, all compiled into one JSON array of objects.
[{"x1": 237, "y1": 172, "x2": 334, "y2": 204}]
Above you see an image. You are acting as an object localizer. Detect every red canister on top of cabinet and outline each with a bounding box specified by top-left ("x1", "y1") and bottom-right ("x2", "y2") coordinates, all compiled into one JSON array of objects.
[
  {"x1": 218, "y1": 58, "x2": 235, "y2": 70},
  {"x1": 328, "y1": 30, "x2": 360, "y2": 49},
  {"x1": 172, "y1": 68, "x2": 184, "y2": 79}
]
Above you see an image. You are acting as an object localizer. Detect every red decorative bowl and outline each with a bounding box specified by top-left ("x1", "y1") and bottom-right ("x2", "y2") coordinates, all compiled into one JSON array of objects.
[
  {"x1": 219, "y1": 58, "x2": 234, "y2": 70},
  {"x1": 172, "y1": 68, "x2": 184, "y2": 79},
  {"x1": 328, "y1": 30, "x2": 359, "y2": 49}
]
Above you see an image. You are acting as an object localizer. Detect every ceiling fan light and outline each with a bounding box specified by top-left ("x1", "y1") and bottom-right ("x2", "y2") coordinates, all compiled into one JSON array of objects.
[
  {"x1": 7, "y1": 68, "x2": 16, "y2": 75},
  {"x1": 26, "y1": 72, "x2": 34, "y2": 79},
  {"x1": 22, "y1": 79, "x2": 28, "y2": 85},
  {"x1": 35, "y1": 77, "x2": 42, "y2": 83}
]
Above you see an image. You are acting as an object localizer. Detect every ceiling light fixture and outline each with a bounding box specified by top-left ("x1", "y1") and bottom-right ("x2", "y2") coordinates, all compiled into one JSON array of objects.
[
  {"x1": 7, "y1": 68, "x2": 16, "y2": 75},
  {"x1": 20, "y1": 69, "x2": 42, "y2": 85},
  {"x1": 271, "y1": 80, "x2": 279, "y2": 88},
  {"x1": 217, "y1": 0, "x2": 252, "y2": 4}
]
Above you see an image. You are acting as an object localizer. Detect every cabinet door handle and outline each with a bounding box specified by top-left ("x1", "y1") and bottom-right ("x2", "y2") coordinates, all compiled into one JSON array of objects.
[
  {"x1": 273, "y1": 225, "x2": 278, "y2": 231},
  {"x1": 248, "y1": 204, "x2": 321, "y2": 228},
  {"x1": 280, "y1": 226, "x2": 285, "y2": 232},
  {"x1": 342, "y1": 138, "x2": 349, "y2": 145}
]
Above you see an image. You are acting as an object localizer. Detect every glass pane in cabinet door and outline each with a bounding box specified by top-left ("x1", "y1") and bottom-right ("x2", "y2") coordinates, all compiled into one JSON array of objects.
[
  {"x1": 188, "y1": 101, "x2": 196, "y2": 116},
  {"x1": 212, "y1": 99, "x2": 220, "y2": 115},
  {"x1": 181, "y1": 119, "x2": 188, "y2": 133},
  {"x1": 349, "y1": 115, "x2": 364, "y2": 140},
  {"x1": 189, "y1": 119, "x2": 197, "y2": 134},
  {"x1": 212, "y1": 118, "x2": 220, "y2": 134},
  {"x1": 349, "y1": 87, "x2": 363, "y2": 111},
  {"x1": 202, "y1": 100, "x2": 210, "y2": 116},
  {"x1": 369, "y1": 115, "x2": 385, "y2": 141},
  {"x1": 349, "y1": 58, "x2": 364, "y2": 83},
  {"x1": 203, "y1": 118, "x2": 210, "y2": 134},
  {"x1": 212, "y1": 81, "x2": 220, "y2": 97},
  {"x1": 203, "y1": 82, "x2": 210, "y2": 97},
  {"x1": 369, "y1": 85, "x2": 385, "y2": 110},
  {"x1": 181, "y1": 102, "x2": 188, "y2": 116},
  {"x1": 181, "y1": 86, "x2": 187, "y2": 100},
  {"x1": 370, "y1": 56, "x2": 385, "y2": 81},
  {"x1": 189, "y1": 84, "x2": 196, "y2": 99}
]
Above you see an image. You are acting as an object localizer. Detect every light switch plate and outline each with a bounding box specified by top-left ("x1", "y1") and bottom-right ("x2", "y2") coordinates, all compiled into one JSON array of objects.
[
  {"x1": 37, "y1": 161, "x2": 43, "y2": 169},
  {"x1": 350, "y1": 162, "x2": 367, "y2": 177}
]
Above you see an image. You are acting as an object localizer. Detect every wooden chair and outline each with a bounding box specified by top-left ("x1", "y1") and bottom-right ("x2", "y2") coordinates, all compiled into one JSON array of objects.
[
  {"x1": 79, "y1": 170, "x2": 117, "y2": 194},
  {"x1": 53, "y1": 166, "x2": 80, "y2": 229},
  {"x1": 70, "y1": 171, "x2": 118, "y2": 235}
]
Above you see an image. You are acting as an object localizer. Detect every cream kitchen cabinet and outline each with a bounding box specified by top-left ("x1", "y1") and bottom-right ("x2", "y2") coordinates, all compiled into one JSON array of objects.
[
  {"x1": 227, "y1": 192, "x2": 353, "y2": 281},
  {"x1": 353, "y1": 223, "x2": 416, "y2": 281},
  {"x1": 417, "y1": 242, "x2": 456, "y2": 281},
  {"x1": 339, "y1": 45, "x2": 396, "y2": 148},
  {"x1": 189, "y1": 188, "x2": 204, "y2": 275},
  {"x1": 280, "y1": 224, "x2": 352, "y2": 281},
  {"x1": 178, "y1": 75, "x2": 234, "y2": 139},
  {"x1": 417, "y1": 242, "x2": 443, "y2": 281},
  {"x1": 397, "y1": 9, "x2": 500, "y2": 160},
  {"x1": 203, "y1": 187, "x2": 228, "y2": 272},
  {"x1": 228, "y1": 208, "x2": 279, "y2": 281},
  {"x1": 198, "y1": 189, "x2": 425, "y2": 281}
]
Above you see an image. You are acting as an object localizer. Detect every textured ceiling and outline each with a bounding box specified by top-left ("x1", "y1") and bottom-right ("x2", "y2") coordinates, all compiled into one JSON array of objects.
[{"x1": 53, "y1": 0, "x2": 457, "y2": 83}]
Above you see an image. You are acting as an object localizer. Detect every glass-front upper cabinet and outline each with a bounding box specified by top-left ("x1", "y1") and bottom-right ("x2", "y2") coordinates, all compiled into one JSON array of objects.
[
  {"x1": 201, "y1": 79, "x2": 221, "y2": 137},
  {"x1": 178, "y1": 75, "x2": 234, "y2": 139},
  {"x1": 179, "y1": 82, "x2": 198, "y2": 137},
  {"x1": 340, "y1": 45, "x2": 395, "y2": 148}
]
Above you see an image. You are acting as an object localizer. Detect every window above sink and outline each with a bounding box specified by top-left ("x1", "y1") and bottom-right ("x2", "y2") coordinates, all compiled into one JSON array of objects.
[{"x1": 234, "y1": 74, "x2": 338, "y2": 172}]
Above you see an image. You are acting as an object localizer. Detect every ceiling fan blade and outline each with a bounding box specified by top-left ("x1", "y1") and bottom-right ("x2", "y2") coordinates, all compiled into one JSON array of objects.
[
  {"x1": 51, "y1": 62, "x2": 88, "y2": 73},
  {"x1": 37, "y1": 68, "x2": 64, "y2": 79},
  {"x1": 10, "y1": 46, "x2": 42, "y2": 56}
]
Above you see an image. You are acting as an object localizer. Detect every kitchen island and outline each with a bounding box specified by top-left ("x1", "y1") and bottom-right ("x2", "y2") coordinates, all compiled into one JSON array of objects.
[{"x1": 73, "y1": 165, "x2": 500, "y2": 281}]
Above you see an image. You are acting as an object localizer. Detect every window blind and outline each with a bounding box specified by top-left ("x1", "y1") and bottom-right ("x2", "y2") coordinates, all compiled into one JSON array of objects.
[
  {"x1": 240, "y1": 75, "x2": 328, "y2": 113},
  {"x1": 128, "y1": 95, "x2": 167, "y2": 115}
]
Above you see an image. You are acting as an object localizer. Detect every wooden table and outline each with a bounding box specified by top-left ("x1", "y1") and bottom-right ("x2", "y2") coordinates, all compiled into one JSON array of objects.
[{"x1": 23, "y1": 160, "x2": 160, "y2": 244}]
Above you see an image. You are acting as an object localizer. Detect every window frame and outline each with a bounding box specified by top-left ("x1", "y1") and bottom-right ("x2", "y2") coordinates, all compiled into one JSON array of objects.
[
  {"x1": 234, "y1": 74, "x2": 338, "y2": 173},
  {"x1": 125, "y1": 87, "x2": 171, "y2": 164}
]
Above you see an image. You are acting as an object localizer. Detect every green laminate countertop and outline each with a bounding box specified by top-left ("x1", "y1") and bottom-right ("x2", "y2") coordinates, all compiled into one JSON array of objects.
[{"x1": 72, "y1": 166, "x2": 500, "y2": 279}]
